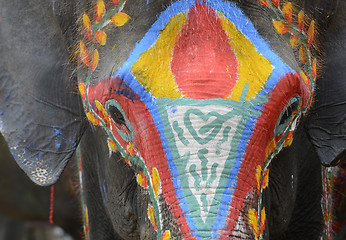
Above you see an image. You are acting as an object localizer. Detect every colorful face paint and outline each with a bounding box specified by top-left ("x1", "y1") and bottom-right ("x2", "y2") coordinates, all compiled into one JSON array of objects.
[{"x1": 79, "y1": 0, "x2": 317, "y2": 239}]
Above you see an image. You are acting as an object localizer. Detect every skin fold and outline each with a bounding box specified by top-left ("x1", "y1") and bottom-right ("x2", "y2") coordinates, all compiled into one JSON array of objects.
[{"x1": 0, "y1": 0, "x2": 345, "y2": 239}]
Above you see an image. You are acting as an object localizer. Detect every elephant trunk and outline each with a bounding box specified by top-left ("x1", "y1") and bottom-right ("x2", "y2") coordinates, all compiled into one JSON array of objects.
[{"x1": 146, "y1": 102, "x2": 266, "y2": 239}]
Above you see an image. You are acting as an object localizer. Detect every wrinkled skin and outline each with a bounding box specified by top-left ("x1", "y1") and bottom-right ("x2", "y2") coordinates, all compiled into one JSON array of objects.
[{"x1": 0, "y1": 0, "x2": 345, "y2": 239}]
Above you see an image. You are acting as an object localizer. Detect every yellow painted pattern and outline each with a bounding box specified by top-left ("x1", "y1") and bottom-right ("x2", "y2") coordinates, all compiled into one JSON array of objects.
[
  {"x1": 83, "y1": 13, "x2": 91, "y2": 32},
  {"x1": 300, "y1": 70, "x2": 309, "y2": 87},
  {"x1": 131, "y1": 13, "x2": 187, "y2": 98},
  {"x1": 273, "y1": 20, "x2": 290, "y2": 34},
  {"x1": 260, "y1": 208, "x2": 266, "y2": 233},
  {"x1": 79, "y1": 82, "x2": 86, "y2": 99},
  {"x1": 127, "y1": 142, "x2": 137, "y2": 155},
  {"x1": 95, "y1": 30, "x2": 107, "y2": 45},
  {"x1": 218, "y1": 13, "x2": 273, "y2": 101},
  {"x1": 137, "y1": 171, "x2": 148, "y2": 188},
  {"x1": 131, "y1": 11, "x2": 272, "y2": 101},
  {"x1": 108, "y1": 138, "x2": 117, "y2": 151},
  {"x1": 96, "y1": 0, "x2": 105, "y2": 23},
  {"x1": 148, "y1": 204, "x2": 157, "y2": 230},
  {"x1": 161, "y1": 230, "x2": 171, "y2": 240},
  {"x1": 91, "y1": 49, "x2": 99, "y2": 72},
  {"x1": 265, "y1": 138, "x2": 276, "y2": 159},
  {"x1": 248, "y1": 208, "x2": 259, "y2": 239},
  {"x1": 111, "y1": 12, "x2": 131, "y2": 26},
  {"x1": 256, "y1": 165, "x2": 262, "y2": 195},
  {"x1": 262, "y1": 169, "x2": 269, "y2": 190},
  {"x1": 152, "y1": 167, "x2": 161, "y2": 200},
  {"x1": 87, "y1": 112, "x2": 100, "y2": 126}
]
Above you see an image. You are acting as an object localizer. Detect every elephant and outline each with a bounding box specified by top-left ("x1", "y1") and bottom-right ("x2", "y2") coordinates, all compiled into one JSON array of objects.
[{"x1": 0, "y1": 0, "x2": 345, "y2": 239}]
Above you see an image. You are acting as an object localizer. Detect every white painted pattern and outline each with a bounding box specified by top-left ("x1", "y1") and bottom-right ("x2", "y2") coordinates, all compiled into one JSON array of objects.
[{"x1": 167, "y1": 105, "x2": 241, "y2": 222}]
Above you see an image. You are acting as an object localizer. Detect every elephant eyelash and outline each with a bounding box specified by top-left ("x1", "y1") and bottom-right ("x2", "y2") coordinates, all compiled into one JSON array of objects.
[{"x1": 279, "y1": 100, "x2": 299, "y2": 126}]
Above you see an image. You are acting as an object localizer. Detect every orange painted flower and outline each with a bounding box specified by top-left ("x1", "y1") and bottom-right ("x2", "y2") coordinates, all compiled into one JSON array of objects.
[
  {"x1": 112, "y1": 0, "x2": 119, "y2": 6},
  {"x1": 299, "y1": 46, "x2": 306, "y2": 64},
  {"x1": 95, "y1": 30, "x2": 107, "y2": 45},
  {"x1": 91, "y1": 49, "x2": 99, "y2": 72},
  {"x1": 259, "y1": 0, "x2": 269, "y2": 7},
  {"x1": 148, "y1": 204, "x2": 157, "y2": 230},
  {"x1": 137, "y1": 171, "x2": 148, "y2": 188},
  {"x1": 87, "y1": 112, "x2": 100, "y2": 126},
  {"x1": 111, "y1": 12, "x2": 131, "y2": 26},
  {"x1": 260, "y1": 208, "x2": 266, "y2": 235},
  {"x1": 96, "y1": 0, "x2": 105, "y2": 23},
  {"x1": 152, "y1": 168, "x2": 161, "y2": 200},
  {"x1": 265, "y1": 138, "x2": 276, "y2": 159},
  {"x1": 262, "y1": 169, "x2": 269, "y2": 190},
  {"x1": 79, "y1": 41, "x2": 90, "y2": 67},
  {"x1": 284, "y1": 131, "x2": 294, "y2": 147},
  {"x1": 83, "y1": 207, "x2": 89, "y2": 236},
  {"x1": 83, "y1": 13, "x2": 92, "y2": 40},
  {"x1": 271, "y1": 0, "x2": 280, "y2": 7},
  {"x1": 108, "y1": 138, "x2": 117, "y2": 151},
  {"x1": 300, "y1": 70, "x2": 311, "y2": 91},
  {"x1": 273, "y1": 20, "x2": 289, "y2": 34},
  {"x1": 298, "y1": 10, "x2": 304, "y2": 32},
  {"x1": 249, "y1": 207, "x2": 266, "y2": 239},
  {"x1": 256, "y1": 165, "x2": 269, "y2": 195},
  {"x1": 78, "y1": 82, "x2": 86, "y2": 99},
  {"x1": 307, "y1": 20, "x2": 315, "y2": 48},
  {"x1": 290, "y1": 35, "x2": 299, "y2": 48},
  {"x1": 256, "y1": 165, "x2": 262, "y2": 195},
  {"x1": 95, "y1": 100, "x2": 111, "y2": 128},
  {"x1": 248, "y1": 208, "x2": 259, "y2": 239},
  {"x1": 282, "y1": 2, "x2": 292, "y2": 23},
  {"x1": 126, "y1": 142, "x2": 137, "y2": 155}
]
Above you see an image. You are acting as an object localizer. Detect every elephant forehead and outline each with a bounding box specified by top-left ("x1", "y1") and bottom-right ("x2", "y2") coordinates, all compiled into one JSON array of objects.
[{"x1": 116, "y1": 0, "x2": 292, "y2": 102}]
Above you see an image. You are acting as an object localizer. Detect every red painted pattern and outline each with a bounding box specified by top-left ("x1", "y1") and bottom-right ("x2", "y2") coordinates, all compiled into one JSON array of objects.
[
  {"x1": 88, "y1": 76, "x2": 195, "y2": 239},
  {"x1": 220, "y1": 72, "x2": 309, "y2": 238},
  {"x1": 171, "y1": 3, "x2": 239, "y2": 99}
]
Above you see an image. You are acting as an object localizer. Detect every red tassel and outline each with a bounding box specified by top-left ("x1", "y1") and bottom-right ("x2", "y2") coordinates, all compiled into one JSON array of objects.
[{"x1": 49, "y1": 185, "x2": 55, "y2": 224}]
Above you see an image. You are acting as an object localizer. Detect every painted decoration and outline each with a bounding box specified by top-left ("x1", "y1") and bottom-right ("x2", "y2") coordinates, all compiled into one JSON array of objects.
[
  {"x1": 322, "y1": 167, "x2": 346, "y2": 240},
  {"x1": 79, "y1": 0, "x2": 318, "y2": 239}
]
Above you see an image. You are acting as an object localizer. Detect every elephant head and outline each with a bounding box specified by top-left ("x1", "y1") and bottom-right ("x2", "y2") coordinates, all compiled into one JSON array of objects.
[{"x1": 0, "y1": 0, "x2": 345, "y2": 239}]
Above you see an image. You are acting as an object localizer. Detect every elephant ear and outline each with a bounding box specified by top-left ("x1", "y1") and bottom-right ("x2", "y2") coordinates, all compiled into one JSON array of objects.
[
  {"x1": 0, "y1": 0, "x2": 85, "y2": 185},
  {"x1": 306, "y1": 1, "x2": 346, "y2": 166}
]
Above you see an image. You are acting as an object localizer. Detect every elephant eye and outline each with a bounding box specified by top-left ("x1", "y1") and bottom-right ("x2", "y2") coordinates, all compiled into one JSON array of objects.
[
  {"x1": 274, "y1": 97, "x2": 300, "y2": 136},
  {"x1": 108, "y1": 105, "x2": 127, "y2": 126},
  {"x1": 279, "y1": 101, "x2": 297, "y2": 126},
  {"x1": 105, "y1": 99, "x2": 133, "y2": 142}
]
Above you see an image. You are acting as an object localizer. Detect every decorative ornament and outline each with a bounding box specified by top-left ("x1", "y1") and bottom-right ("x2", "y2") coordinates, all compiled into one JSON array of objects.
[{"x1": 250, "y1": 2, "x2": 320, "y2": 238}]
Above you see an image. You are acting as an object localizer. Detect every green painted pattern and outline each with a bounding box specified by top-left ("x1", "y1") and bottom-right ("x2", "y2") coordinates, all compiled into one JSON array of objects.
[
  {"x1": 172, "y1": 121, "x2": 189, "y2": 146},
  {"x1": 155, "y1": 86, "x2": 267, "y2": 237},
  {"x1": 184, "y1": 109, "x2": 235, "y2": 145}
]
